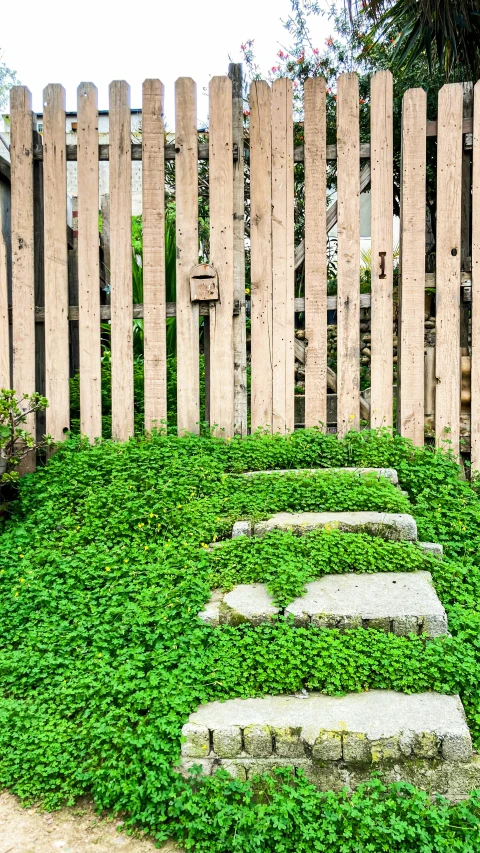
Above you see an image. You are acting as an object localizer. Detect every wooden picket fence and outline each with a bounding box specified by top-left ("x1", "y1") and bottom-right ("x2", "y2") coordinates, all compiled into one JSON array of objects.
[{"x1": 0, "y1": 69, "x2": 479, "y2": 466}]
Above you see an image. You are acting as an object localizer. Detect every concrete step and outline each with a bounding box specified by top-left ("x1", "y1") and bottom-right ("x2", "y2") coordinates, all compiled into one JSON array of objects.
[
  {"x1": 254, "y1": 511, "x2": 417, "y2": 541},
  {"x1": 180, "y1": 691, "x2": 478, "y2": 799},
  {"x1": 242, "y1": 467, "x2": 399, "y2": 485},
  {"x1": 199, "y1": 571, "x2": 448, "y2": 637}
]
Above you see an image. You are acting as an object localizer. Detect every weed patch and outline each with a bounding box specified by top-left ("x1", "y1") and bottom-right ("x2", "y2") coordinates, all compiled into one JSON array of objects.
[{"x1": 1, "y1": 429, "x2": 480, "y2": 850}]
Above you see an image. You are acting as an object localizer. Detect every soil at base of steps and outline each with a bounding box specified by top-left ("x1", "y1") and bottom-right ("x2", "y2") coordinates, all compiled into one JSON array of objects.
[{"x1": 0, "y1": 791, "x2": 179, "y2": 853}]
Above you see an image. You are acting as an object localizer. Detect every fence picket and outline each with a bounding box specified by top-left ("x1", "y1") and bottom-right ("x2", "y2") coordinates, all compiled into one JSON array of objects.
[
  {"x1": 471, "y1": 80, "x2": 480, "y2": 471},
  {"x1": 209, "y1": 76, "x2": 234, "y2": 436},
  {"x1": 435, "y1": 83, "x2": 463, "y2": 453},
  {"x1": 0, "y1": 222, "x2": 8, "y2": 389},
  {"x1": 272, "y1": 78, "x2": 294, "y2": 433},
  {"x1": 109, "y1": 80, "x2": 134, "y2": 441},
  {"x1": 250, "y1": 81, "x2": 273, "y2": 431},
  {"x1": 370, "y1": 71, "x2": 393, "y2": 428},
  {"x1": 77, "y1": 82, "x2": 102, "y2": 440},
  {"x1": 228, "y1": 63, "x2": 248, "y2": 436},
  {"x1": 175, "y1": 78, "x2": 199, "y2": 434},
  {"x1": 304, "y1": 77, "x2": 327, "y2": 428},
  {"x1": 142, "y1": 79, "x2": 166, "y2": 432},
  {"x1": 10, "y1": 86, "x2": 36, "y2": 462},
  {"x1": 43, "y1": 84, "x2": 69, "y2": 440},
  {"x1": 398, "y1": 88, "x2": 427, "y2": 445},
  {"x1": 336, "y1": 73, "x2": 360, "y2": 437}
]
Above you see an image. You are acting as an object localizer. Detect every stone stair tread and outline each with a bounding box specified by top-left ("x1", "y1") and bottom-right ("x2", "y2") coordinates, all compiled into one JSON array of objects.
[
  {"x1": 199, "y1": 572, "x2": 447, "y2": 637},
  {"x1": 185, "y1": 691, "x2": 470, "y2": 756},
  {"x1": 181, "y1": 692, "x2": 474, "y2": 794},
  {"x1": 285, "y1": 571, "x2": 447, "y2": 635},
  {"x1": 242, "y1": 467, "x2": 398, "y2": 485},
  {"x1": 254, "y1": 511, "x2": 417, "y2": 541}
]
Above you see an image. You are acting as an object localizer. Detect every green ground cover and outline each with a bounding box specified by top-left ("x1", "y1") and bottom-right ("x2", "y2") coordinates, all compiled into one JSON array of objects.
[{"x1": 1, "y1": 428, "x2": 480, "y2": 850}]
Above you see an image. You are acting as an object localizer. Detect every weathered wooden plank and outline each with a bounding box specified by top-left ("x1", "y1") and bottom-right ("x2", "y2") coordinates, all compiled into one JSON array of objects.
[
  {"x1": 250, "y1": 81, "x2": 273, "y2": 431},
  {"x1": 33, "y1": 129, "x2": 46, "y2": 445},
  {"x1": 32, "y1": 140, "x2": 372, "y2": 163},
  {"x1": 304, "y1": 77, "x2": 327, "y2": 429},
  {"x1": 435, "y1": 83, "x2": 463, "y2": 452},
  {"x1": 229, "y1": 62, "x2": 247, "y2": 436},
  {"x1": 77, "y1": 82, "x2": 102, "y2": 440},
  {"x1": 175, "y1": 78, "x2": 199, "y2": 433},
  {"x1": 32, "y1": 293, "x2": 376, "y2": 323},
  {"x1": 460, "y1": 84, "x2": 473, "y2": 350},
  {"x1": 10, "y1": 86, "x2": 36, "y2": 459},
  {"x1": 208, "y1": 76, "x2": 235, "y2": 436},
  {"x1": 109, "y1": 81, "x2": 134, "y2": 441},
  {"x1": 398, "y1": 88, "x2": 427, "y2": 445},
  {"x1": 142, "y1": 79, "x2": 166, "y2": 432},
  {"x1": 370, "y1": 71, "x2": 393, "y2": 428},
  {"x1": 271, "y1": 78, "x2": 294, "y2": 434},
  {"x1": 471, "y1": 81, "x2": 480, "y2": 471},
  {"x1": 427, "y1": 116, "x2": 472, "y2": 137},
  {"x1": 28, "y1": 118, "x2": 476, "y2": 166},
  {"x1": 0, "y1": 220, "x2": 8, "y2": 389},
  {"x1": 336, "y1": 73, "x2": 360, "y2": 437},
  {"x1": 43, "y1": 84, "x2": 69, "y2": 440}
]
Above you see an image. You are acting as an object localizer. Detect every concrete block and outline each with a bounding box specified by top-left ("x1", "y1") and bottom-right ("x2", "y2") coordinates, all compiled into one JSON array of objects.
[
  {"x1": 413, "y1": 731, "x2": 441, "y2": 758},
  {"x1": 244, "y1": 724, "x2": 273, "y2": 758},
  {"x1": 217, "y1": 760, "x2": 247, "y2": 781},
  {"x1": 393, "y1": 616, "x2": 419, "y2": 637},
  {"x1": 181, "y1": 723, "x2": 210, "y2": 758},
  {"x1": 212, "y1": 727, "x2": 242, "y2": 758},
  {"x1": 178, "y1": 758, "x2": 212, "y2": 778},
  {"x1": 198, "y1": 589, "x2": 222, "y2": 627},
  {"x1": 418, "y1": 541, "x2": 444, "y2": 559},
  {"x1": 343, "y1": 732, "x2": 371, "y2": 762},
  {"x1": 285, "y1": 572, "x2": 447, "y2": 639},
  {"x1": 242, "y1": 468, "x2": 399, "y2": 485},
  {"x1": 421, "y1": 613, "x2": 449, "y2": 637},
  {"x1": 273, "y1": 727, "x2": 305, "y2": 758},
  {"x1": 254, "y1": 512, "x2": 417, "y2": 541},
  {"x1": 312, "y1": 730, "x2": 342, "y2": 761},
  {"x1": 232, "y1": 520, "x2": 252, "y2": 539},
  {"x1": 442, "y1": 730, "x2": 473, "y2": 761},
  {"x1": 370, "y1": 736, "x2": 402, "y2": 762},
  {"x1": 221, "y1": 583, "x2": 279, "y2": 626}
]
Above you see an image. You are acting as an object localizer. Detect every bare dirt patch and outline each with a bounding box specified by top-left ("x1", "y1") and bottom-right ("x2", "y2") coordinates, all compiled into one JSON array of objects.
[{"x1": 0, "y1": 791, "x2": 179, "y2": 853}]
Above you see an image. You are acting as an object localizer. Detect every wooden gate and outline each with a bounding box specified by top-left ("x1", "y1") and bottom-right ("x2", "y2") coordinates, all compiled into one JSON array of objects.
[{"x1": 0, "y1": 69, "x2": 479, "y2": 465}]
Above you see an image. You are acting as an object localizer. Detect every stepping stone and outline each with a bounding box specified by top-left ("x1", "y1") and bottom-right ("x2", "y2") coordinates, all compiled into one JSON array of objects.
[
  {"x1": 180, "y1": 690, "x2": 478, "y2": 798},
  {"x1": 242, "y1": 467, "x2": 399, "y2": 485},
  {"x1": 254, "y1": 511, "x2": 417, "y2": 541},
  {"x1": 198, "y1": 572, "x2": 448, "y2": 637}
]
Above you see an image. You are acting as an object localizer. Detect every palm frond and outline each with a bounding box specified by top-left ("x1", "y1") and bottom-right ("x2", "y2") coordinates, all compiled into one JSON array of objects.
[{"x1": 355, "y1": 0, "x2": 480, "y2": 78}]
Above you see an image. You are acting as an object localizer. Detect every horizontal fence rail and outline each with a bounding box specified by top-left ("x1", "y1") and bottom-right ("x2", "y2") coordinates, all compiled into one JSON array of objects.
[{"x1": 1, "y1": 70, "x2": 479, "y2": 467}]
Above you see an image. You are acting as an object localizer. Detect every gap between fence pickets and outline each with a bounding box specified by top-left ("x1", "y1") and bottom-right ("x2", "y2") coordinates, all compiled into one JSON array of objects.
[{"x1": 27, "y1": 117, "x2": 474, "y2": 164}]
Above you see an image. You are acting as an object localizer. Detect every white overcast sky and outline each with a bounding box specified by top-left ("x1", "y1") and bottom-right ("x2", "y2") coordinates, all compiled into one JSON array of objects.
[{"x1": 2, "y1": 0, "x2": 332, "y2": 125}]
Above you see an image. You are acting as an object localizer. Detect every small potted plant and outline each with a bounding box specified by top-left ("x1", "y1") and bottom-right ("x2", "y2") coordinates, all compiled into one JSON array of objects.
[{"x1": 0, "y1": 390, "x2": 52, "y2": 508}]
